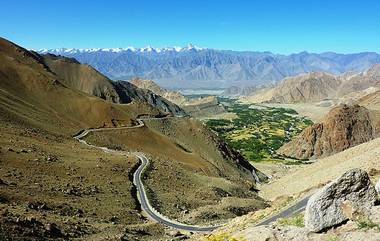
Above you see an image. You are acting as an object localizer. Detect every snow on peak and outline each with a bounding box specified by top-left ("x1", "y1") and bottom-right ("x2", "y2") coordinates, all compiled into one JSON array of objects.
[
  {"x1": 141, "y1": 46, "x2": 155, "y2": 52},
  {"x1": 36, "y1": 44, "x2": 205, "y2": 55},
  {"x1": 180, "y1": 43, "x2": 203, "y2": 51}
]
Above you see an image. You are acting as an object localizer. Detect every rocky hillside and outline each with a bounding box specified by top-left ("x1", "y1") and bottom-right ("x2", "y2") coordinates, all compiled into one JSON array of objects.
[
  {"x1": 203, "y1": 169, "x2": 380, "y2": 241},
  {"x1": 128, "y1": 78, "x2": 229, "y2": 118},
  {"x1": 278, "y1": 105, "x2": 376, "y2": 160},
  {"x1": 42, "y1": 54, "x2": 185, "y2": 116},
  {"x1": 359, "y1": 90, "x2": 380, "y2": 110},
  {"x1": 0, "y1": 37, "x2": 270, "y2": 240},
  {"x1": 244, "y1": 65, "x2": 380, "y2": 104},
  {"x1": 42, "y1": 54, "x2": 121, "y2": 103},
  {"x1": 338, "y1": 64, "x2": 380, "y2": 96},
  {"x1": 0, "y1": 38, "x2": 157, "y2": 132},
  {"x1": 129, "y1": 78, "x2": 187, "y2": 105},
  {"x1": 38, "y1": 48, "x2": 380, "y2": 88},
  {"x1": 113, "y1": 80, "x2": 185, "y2": 116},
  {"x1": 270, "y1": 72, "x2": 340, "y2": 103}
]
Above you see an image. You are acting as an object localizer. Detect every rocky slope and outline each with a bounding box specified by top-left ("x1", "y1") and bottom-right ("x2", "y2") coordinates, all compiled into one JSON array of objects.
[
  {"x1": 244, "y1": 64, "x2": 380, "y2": 104},
  {"x1": 359, "y1": 90, "x2": 380, "y2": 110},
  {"x1": 41, "y1": 54, "x2": 121, "y2": 103},
  {"x1": 338, "y1": 64, "x2": 380, "y2": 96},
  {"x1": 0, "y1": 38, "x2": 155, "y2": 132},
  {"x1": 278, "y1": 105, "x2": 376, "y2": 160},
  {"x1": 275, "y1": 72, "x2": 340, "y2": 103},
  {"x1": 0, "y1": 37, "x2": 268, "y2": 240},
  {"x1": 42, "y1": 54, "x2": 185, "y2": 116},
  {"x1": 201, "y1": 169, "x2": 380, "y2": 241},
  {"x1": 129, "y1": 78, "x2": 230, "y2": 118},
  {"x1": 129, "y1": 78, "x2": 187, "y2": 105},
  {"x1": 113, "y1": 81, "x2": 186, "y2": 116},
  {"x1": 37, "y1": 48, "x2": 380, "y2": 88}
]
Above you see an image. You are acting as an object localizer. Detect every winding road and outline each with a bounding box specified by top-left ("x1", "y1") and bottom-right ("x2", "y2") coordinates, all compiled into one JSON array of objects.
[
  {"x1": 73, "y1": 117, "x2": 311, "y2": 232},
  {"x1": 73, "y1": 118, "x2": 219, "y2": 232}
]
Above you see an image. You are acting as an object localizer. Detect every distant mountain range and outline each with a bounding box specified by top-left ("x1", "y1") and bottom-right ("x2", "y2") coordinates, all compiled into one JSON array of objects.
[
  {"x1": 36, "y1": 46, "x2": 380, "y2": 89},
  {"x1": 38, "y1": 43, "x2": 204, "y2": 54}
]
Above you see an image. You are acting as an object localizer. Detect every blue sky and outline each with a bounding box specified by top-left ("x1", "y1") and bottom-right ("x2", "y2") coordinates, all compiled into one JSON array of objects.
[{"x1": 1, "y1": 0, "x2": 380, "y2": 54}]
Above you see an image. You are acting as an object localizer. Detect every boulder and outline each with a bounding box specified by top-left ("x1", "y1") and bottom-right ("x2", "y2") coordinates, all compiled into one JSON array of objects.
[
  {"x1": 375, "y1": 179, "x2": 380, "y2": 194},
  {"x1": 305, "y1": 169, "x2": 377, "y2": 232}
]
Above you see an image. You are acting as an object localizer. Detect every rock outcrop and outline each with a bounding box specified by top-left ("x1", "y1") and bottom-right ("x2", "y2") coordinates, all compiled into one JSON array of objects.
[
  {"x1": 305, "y1": 169, "x2": 377, "y2": 232},
  {"x1": 376, "y1": 179, "x2": 380, "y2": 194},
  {"x1": 113, "y1": 81, "x2": 186, "y2": 116},
  {"x1": 278, "y1": 104, "x2": 375, "y2": 159}
]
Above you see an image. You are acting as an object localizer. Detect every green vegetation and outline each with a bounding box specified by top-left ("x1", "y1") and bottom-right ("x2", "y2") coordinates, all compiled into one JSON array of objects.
[
  {"x1": 356, "y1": 216, "x2": 380, "y2": 231},
  {"x1": 205, "y1": 233, "x2": 244, "y2": 241},
  {"x1": 206, "y1": 98, "x2": 312, "y2": 163},
  {"x1": 327, "y1": 236, "x2": 339, "y2": 241},
  {"x1": 277, "y1": 212, "x2": 305, "y2": 227}
]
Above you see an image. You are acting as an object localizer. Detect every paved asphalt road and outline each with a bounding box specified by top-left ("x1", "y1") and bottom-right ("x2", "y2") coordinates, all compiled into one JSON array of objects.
[
  {"x1": 73, "y1": 117, "x2": 312, "y2": 232},
  {"x1": 73, "y1": 118, "x2": 218, "y2": 233},
  {"x1": 133, "y1": 153, "x2": 218, "y2": 232},
  {"x1": 256, "y1": 195, "x2": 311, "y2": 226}
]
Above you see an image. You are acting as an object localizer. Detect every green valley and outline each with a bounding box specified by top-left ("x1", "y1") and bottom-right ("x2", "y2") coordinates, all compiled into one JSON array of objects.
[{"x1": 206, "y1": 98, "x2": 313, "y2": 163}]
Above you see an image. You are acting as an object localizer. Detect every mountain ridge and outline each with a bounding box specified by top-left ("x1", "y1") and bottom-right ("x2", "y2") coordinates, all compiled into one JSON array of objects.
[
  {"x1": 36, "y1": 47, "x2": 380, "y2": 88},
  {"x1": 36, "y1": 43, "x2": 204, "y2": 54},
  {"x1": 241, "y1": 64, "x2": 380, "y2": 104},
  {"x1": 41, "y1": 53, "x2": 186, "y2": 116}
]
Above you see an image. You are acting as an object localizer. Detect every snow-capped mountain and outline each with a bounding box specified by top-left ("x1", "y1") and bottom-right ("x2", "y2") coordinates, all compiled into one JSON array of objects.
[
  {"x1": 37, "y1": 43, "x2": 204, "y2": 55},
  {"x1": 36, "y1": 46, "x2": 380, "y2": 89}
]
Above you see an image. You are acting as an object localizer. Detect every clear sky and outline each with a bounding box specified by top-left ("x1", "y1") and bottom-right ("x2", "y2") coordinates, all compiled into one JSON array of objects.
[{"x1": 1, "y1": 0, "x2": 380, "y2": 54}]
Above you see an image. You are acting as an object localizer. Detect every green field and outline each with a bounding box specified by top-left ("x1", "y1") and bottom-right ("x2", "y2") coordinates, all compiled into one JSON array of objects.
[{"x1": 206, "y1": 98, "x2": 313, "y2": 163}]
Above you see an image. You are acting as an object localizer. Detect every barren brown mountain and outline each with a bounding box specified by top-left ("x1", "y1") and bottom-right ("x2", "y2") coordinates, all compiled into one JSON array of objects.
[
  {"x1": 269, "y1": 72, "x2": 341, "y2": 103},
  {"x1": 0, "y1": 37, "x2": 267, "y2": 240},
  {"x1": 130, "y1": 78, "x2": 228, "y2": 118},
  {"x1": 359, "y1": 89, "x2": 380, "y2": 110},
  {"x1": 338, "y1": 64, "x2": 380, "y2": 96},
  {"x1": 42, "y1": 53, "x2": 121, "y2": 103},
  {"x1": 42, "y1": 54, "x2": 185, "y2": 116},
  {"x1": 278, "y1": 105, "x2": 377, "y2": 160},
  {"x1": 244, "y1": 65, "x2": 380, "y2": 104}
]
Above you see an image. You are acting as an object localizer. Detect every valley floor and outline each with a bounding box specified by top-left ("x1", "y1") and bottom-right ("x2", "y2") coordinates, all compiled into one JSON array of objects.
[{"x1": 192, "y1": 99, "x2": 380, "y2": 240}]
